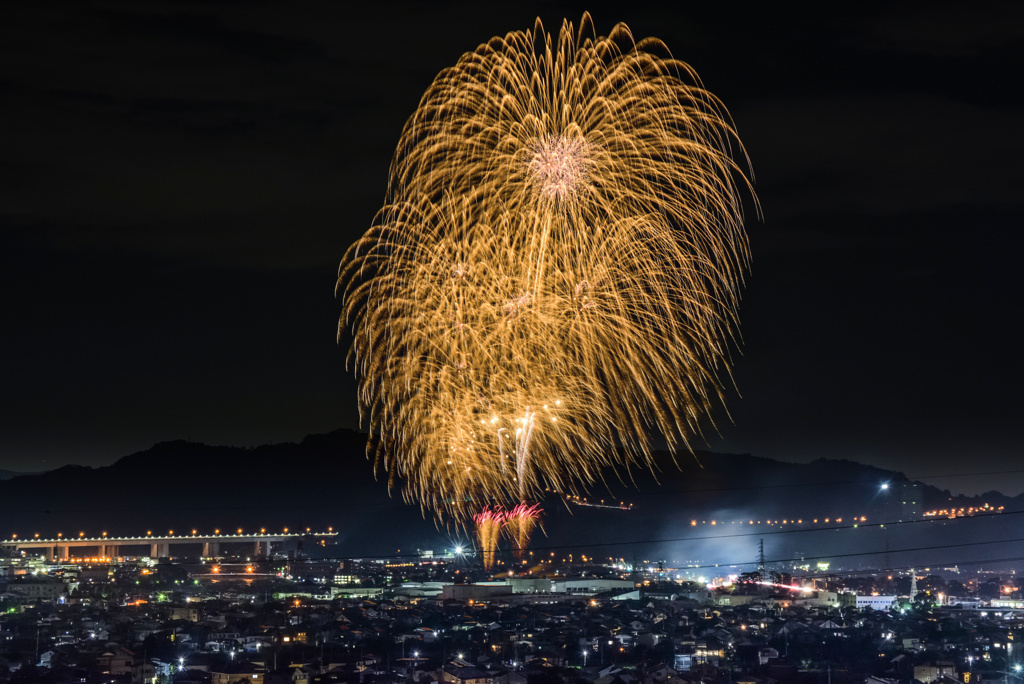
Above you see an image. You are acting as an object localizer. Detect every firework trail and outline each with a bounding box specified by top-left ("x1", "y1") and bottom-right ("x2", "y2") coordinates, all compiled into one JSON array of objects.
[
  {"x1": 474, "y1": 506, "x2": 506, "y2": 571},
  {"x1": 339, "y1": 14, "x2": 754, "y2": 523},
  {"x1": 504, "y1": 503, "x2": 543, "y2": 560}
]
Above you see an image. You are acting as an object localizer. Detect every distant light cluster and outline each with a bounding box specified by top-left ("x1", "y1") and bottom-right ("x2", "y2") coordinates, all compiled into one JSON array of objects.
[
  {"x1": 923, "y1": 503, "x2": 1004, "y2": 518},
  {"x1": 689, "y1": 516, "x2": 867, "y2": 526}
]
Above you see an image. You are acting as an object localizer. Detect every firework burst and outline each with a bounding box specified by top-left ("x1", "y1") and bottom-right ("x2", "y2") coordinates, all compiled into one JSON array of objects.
[
  {"x1": 474, "y1": 506, "x2": 506, "y2": 571},
  {"x1": 339, "y1": 14, "x2": 754, "y2": 524},
  {"x1": 504, "y1": 503, "x2": 543, "y2": 560}
]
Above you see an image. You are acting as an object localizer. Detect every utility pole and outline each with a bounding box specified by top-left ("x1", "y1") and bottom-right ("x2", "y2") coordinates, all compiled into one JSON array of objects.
[{"x1": 757, "y1": 539, "x2": 769, "y2": 594}]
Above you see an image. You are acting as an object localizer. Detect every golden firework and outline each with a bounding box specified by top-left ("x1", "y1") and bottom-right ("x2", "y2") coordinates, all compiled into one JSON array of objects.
[
  {"x1": 339, "y1": 14, "x2": 753, "y2": 523},
  {"x1": 474, "y1": 506, "x2": 505, "y2": 572},
  {"x1": 504, "y1": 503, "x2": 543, "y2": 560}
]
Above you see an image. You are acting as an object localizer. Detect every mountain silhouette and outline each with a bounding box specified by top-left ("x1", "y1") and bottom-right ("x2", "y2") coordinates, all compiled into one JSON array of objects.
[{"x1": 1, "y1": 429, "x2": 1019, "y2": 569}]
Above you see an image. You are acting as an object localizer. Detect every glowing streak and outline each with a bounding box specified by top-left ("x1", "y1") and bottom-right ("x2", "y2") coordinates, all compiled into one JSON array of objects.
[{"x1": 757, "y1": 581, "x2": 813, "y2": 592}]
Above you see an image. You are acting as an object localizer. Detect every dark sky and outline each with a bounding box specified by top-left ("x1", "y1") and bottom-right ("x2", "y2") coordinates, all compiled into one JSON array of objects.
[{"x1": 2, "y1": 1, "x2": 1022, "y2": 495}]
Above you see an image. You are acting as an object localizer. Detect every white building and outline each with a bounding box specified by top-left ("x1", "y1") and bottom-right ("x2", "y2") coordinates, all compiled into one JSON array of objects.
[{"x1": 855, "y1": 595, "x2": 896, "y2": 610}]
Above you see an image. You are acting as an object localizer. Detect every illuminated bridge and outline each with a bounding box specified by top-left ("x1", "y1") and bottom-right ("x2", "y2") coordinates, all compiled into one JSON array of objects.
[{"x1": 0, "y1": 530, "x2": 337, "y2": 561}]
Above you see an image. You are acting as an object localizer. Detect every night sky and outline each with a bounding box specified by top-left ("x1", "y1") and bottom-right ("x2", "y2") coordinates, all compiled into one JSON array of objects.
[{"x1": 3, "y1": 2, "x2": 1022, "y2": 496}]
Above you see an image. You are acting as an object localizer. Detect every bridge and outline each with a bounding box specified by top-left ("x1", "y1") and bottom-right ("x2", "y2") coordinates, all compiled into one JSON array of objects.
[{"x1": 0, "y1": 530, "x2": 336, "y2": 561}]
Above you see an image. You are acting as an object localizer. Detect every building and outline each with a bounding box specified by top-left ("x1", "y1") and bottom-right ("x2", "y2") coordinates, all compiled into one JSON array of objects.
[
  {"x1": 6, "y1": 577, "x2": 68, "y2": 600},
  {"x1": 913, "y1": 661, "x2": 957, "y2": 683},
  {"x1": 855, "y1": 595, "x2": 896, "y2": 610},
  {"x1": 210, "y1": 663, "x2": 266, "y2": 684},
  {"x1": 440, "y1": 663, "x2": 490, "y2": 684},
  {"x1": 884, "y1": 482, "x2": 924, "y2": 521},
  {"x1": 791, "y1": 591, "x2": 840, "y2": 608},
  {"x1": 97, "y1": 647, "x2": 156, "y2": 683}
]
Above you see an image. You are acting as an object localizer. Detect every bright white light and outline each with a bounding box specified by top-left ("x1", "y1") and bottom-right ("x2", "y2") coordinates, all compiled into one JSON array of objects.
[{"x1": 880, "y1": 483, "x2": 889, "y2": 490}]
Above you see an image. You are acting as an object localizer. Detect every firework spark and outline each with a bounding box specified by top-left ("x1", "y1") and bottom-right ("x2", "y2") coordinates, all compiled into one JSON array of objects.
[
  {"x1": 339, "y1": 14, "x2": 754, "y2": 523},
  {"x1": 504, "y1": 503, "x2": 543, "y2": 560},
  {"x1": 474, "y1": 506, "x2": 505, "y2": 571}
]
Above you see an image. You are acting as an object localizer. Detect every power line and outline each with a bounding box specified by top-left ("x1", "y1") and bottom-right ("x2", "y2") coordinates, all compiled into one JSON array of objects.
[
  {"x1": 18, "y1": 524, "x2": 1024, "y2": 579},
  {"x1": 510, "y1": 508, "x2": 1023, "y2": 553},
  {"x1": 796, "y1": 554, "x2": 1024, "y2": 582},
  {"x1": 8, "y1": 499, "x2": 1017, "y2": 563},
  {"x1": 578, "y1": 466, "x2": 1024, "y2": 498},
  {"x1": 252, "y1": 529, "x2": 1024, "y2": 567},
  {"x1": 660, "y1": 535, "x2": 1024, "y2": 573}
]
